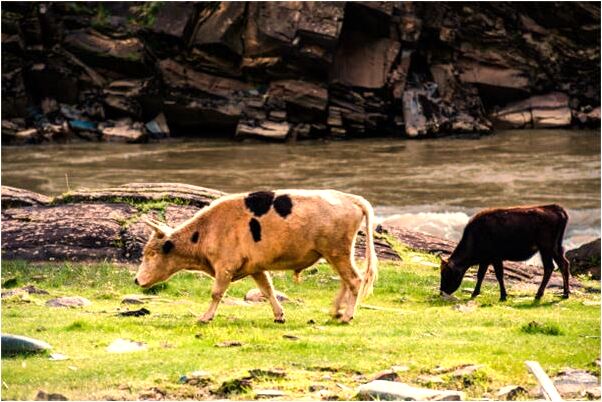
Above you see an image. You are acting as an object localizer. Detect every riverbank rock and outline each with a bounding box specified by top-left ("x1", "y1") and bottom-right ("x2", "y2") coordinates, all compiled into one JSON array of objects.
[
  {"x1": 357, "y1": 380, "x2": 464, "y2": 401},
  {"x1": 2, "y1": 3, "x2": 598, "y2": 142},
  {"x1": 490, "y1": 93, "x2": 572, "y2": 129},
  {"x1": 1, "y1": 184, "x2": 402, "y2": 265},
  {"x1": 566, "y1": 238, "x2": 601, "y2": 280}
]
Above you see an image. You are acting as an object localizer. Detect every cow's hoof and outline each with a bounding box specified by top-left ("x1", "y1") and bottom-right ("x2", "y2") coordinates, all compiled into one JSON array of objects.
[
  {"x1": 197, "y1": 316, "x2": 213, "y2": 324},
  {"x1": 274, "y1": 318, "x2": 286, "y2": 324},
  {"x1": 470, "y1": 293, "x2": 480, "y2": 299},
  {"x1": 562, "y1": 293, "x2": 570, "y2": 299},
  {"x1": 499, "y1": 296, "x2": 507, "y2": 302},
  {"x1": 339, "y1": 317, "x2": 353, "y2": 325}
]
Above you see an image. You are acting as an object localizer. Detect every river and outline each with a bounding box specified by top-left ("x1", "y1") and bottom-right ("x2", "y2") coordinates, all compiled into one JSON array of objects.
[{"x1": 2, "y1": 129, "x2": 600, "y2": 251}]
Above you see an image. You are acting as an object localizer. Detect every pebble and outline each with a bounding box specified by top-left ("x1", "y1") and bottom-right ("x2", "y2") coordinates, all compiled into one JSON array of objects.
[
  {"x1": 35, "y1": 390, "x2": 68, "y2": 401},
  {"x1": 496, "y1": 385, "x2": 527, "y2": 400},
  {"x1": 254, "y1": 389, "x2": 286, "y2": 399},
  {"x1": 215, "y1": 340, "x2": 242, "y2": 348},
  {"x1": 371, "y1": 369, "x2": 400, "y2": 382}
]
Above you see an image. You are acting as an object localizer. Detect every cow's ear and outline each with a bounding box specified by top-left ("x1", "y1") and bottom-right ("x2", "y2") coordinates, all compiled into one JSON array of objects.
[{"x1": 440, "y1": 256, "x2": 448, "y2": 267}]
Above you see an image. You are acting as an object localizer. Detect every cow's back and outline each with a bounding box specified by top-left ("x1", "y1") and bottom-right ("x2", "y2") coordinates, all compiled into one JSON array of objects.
[
  {"x1": 201, "y1": 190, "x2": 365, "y2": 271},
  {"x1": 464, "y1": 205, "x2": 567, "y2": 261}
]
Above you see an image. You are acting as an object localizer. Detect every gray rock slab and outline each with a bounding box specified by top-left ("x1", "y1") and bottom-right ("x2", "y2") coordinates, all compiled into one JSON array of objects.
[
  {"x1": 46, "y1": 296, "x2": 91, "y2": 308},
  {"x1": 357, "y1": 380, "x2": 464, "y2": 401}
]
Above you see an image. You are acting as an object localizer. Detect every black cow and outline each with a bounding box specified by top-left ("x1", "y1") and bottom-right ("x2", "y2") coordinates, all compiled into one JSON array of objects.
[{"x1": 440, "y1": 204, "x2": 570, "y2": 301}]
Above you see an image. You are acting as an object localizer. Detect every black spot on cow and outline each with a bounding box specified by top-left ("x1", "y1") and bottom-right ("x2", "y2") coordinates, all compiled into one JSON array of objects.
[
  {"x1": 191, "y1": 231, "x2": 199, "y2": 243},
  {"x1": 244, "y1": 191, "x2": 275, "y2": 217},
  {"x1": 162, "y1": 240, "x2": 174, "y2": 254},
  {"x1": 249, "y1": 218, "x2": 261, "y2": 242},
  {"x1": 273, "y1": 194, "x2": 293, "y2": 218}
]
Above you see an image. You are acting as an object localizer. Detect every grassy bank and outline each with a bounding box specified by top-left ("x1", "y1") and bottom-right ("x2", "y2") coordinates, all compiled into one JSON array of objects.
[{"x1": 1, "y1": 250, "x2": 600, "y2": 400}]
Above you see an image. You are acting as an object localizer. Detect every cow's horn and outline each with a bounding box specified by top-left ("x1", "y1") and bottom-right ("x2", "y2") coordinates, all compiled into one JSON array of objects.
[{"x1": 142, "y1": 217, "x2": 173, "y2": 236}]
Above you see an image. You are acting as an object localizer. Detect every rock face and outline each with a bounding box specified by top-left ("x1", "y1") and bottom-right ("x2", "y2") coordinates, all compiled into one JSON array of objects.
[{"x1": 2, "y1": 2, "x2": 599, "y2": 144}]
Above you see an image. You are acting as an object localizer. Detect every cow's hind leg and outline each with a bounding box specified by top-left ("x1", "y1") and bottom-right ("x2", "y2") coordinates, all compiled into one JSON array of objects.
[
  {"x1": 472, "y1": 263, "x2": 489, "y2": 298},
  {"x1": 553, "y1": 246, "x2": 570, "y2": 299},
  {"x1": 252, "y1": 271, "x2": 285, "y2": 323},
  {"x1": 327, "y1": 255, "x2": 361, "y2": 323},
  {"x1": 535, "y1": 252, "x2": 555, "y2": 300},
  {"x1": 198, "y1": 271, "x2": 231, "y2": 324},
  {"x1": 331, "y1": 282, "x2": 348, "y2": 318},
  {"x1": 493, "y1": 261, "x2": 507, "y2": 301}
]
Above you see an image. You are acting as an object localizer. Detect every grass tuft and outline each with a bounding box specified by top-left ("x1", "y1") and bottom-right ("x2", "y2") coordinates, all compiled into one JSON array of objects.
[{"x1": 520, "y1": 321, "x2": 564, "y2": 336}]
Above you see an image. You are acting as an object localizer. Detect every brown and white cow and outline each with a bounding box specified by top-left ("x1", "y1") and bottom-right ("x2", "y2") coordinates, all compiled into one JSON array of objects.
[
  {"x1": 440, "y1": 204, "x2": 570, "y2": 301},
  {"x1": 135, "y1": 189, "x2": 378, "y2": 324}
]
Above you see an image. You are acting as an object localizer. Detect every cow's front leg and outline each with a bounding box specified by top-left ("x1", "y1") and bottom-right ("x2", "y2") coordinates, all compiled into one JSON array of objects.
[
  {"x1": 251, "y1": 271, "x2": 285, "y2": 323},
  {"x1": 472, "y1": 263, "x2": 489, "y2": 298},
  {"x1": 493, "y1": 261, "x2": 507, "y2": 301},
  {"x1": 198, "y1": 272, "x2": 231, "y2": 324}
]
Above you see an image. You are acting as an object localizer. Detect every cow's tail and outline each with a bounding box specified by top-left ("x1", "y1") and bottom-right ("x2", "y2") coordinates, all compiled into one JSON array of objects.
[{"x1": 349, "y1": 195, "x2": 378, "y2": 300}]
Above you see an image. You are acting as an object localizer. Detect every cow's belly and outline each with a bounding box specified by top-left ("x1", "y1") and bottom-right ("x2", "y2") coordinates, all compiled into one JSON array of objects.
[{"x1": 490, "y1": 244, "x2": 539, "y2": 262}]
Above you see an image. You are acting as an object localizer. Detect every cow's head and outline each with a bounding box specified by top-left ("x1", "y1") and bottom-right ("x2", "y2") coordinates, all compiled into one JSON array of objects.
[
  {"x1": 135, "y1": 218, "x2": 184, "y2": 288},
  {"x1": 439, "y1": 257, "x2": 463, "y2": 296}
]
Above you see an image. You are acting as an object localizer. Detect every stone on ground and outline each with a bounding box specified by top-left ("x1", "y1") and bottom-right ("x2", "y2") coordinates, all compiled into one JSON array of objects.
[
  {"x1": 2, "y1": 334, "x2": 52, "y2": 355},
  {"x1": 46, "y1": 296, "x2": 91, "y2": 308},
  {"x1": 245, "y1": 288, "x2": 289, "y2": 303},
  {"x1": 357, "y1": 380, "x2": 464, "y2": 401}
]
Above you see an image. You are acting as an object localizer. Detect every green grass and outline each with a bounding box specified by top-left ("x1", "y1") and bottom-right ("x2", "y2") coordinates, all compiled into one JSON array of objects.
[{"x1": 1, "y1": 254, "x2": 600, "y2": 400}]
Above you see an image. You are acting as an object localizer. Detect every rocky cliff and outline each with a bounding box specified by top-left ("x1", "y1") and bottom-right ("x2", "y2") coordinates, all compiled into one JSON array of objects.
[{"x1": 2, "y1": 2, "x2": 600, "y2": 144}]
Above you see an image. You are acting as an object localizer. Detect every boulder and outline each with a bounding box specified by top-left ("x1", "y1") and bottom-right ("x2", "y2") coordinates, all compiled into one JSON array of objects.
[
  {"x1": 458, "y1": 61, "x2": 530, "y2": 91},
  {"x1": 190, "y1": 2, "x2": 246, "y2": 55},
  {"x1": 357, "y1": 380, "x2": 464, "y2": 401},
  {"x1": 1, "y1": 186, "x2": 51, "y2": 209},
  {"x1": 490, "y1": 92, "x2": 571, "y2": 129},
  {"x1": 100, "y1": 120, "x2": 147, "y2": 143},
  {"x1": 1, "y1": 334, "x2": 52, "y2": 355},
  {"x1": 268, "y1": 80, "x2": 328, "y2": 112},
  {"x1": 566, "y1": 238, "x2": 601, "y2": 279},
  {"x1": 150, "y1": 2, "x2": 197, "y2": 40},
  {"x1": 1, "y1": 203, "x2": 135, "y2": 262},
  {"x1": 63, "y1": 29, "x2": 148, "y2": 76},
  {"x1": 235, "y1": 120, "x2": 291, "y2": 141},
  {"x1": 552, "y1": 368, "x2": 600, "y2": 398},
  {"x1": 159, "y1": 59, "x2": 251, "y2": 99}
]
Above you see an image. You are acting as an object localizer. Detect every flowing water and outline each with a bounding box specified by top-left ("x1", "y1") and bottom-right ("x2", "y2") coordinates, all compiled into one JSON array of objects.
[{"x1": 2, "y1": 129, "x2": 600, "y2": 250}]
